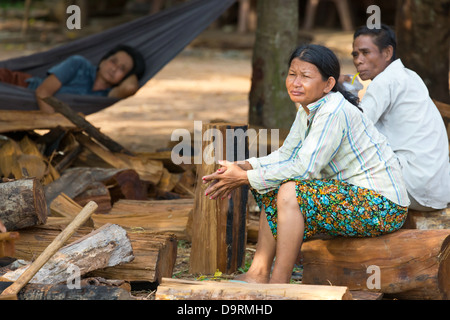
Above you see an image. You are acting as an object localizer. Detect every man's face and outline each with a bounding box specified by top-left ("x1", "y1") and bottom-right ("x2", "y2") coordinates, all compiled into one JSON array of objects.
[{"x1": 352, "y1": 35, "x2": 392, "y2": 81}]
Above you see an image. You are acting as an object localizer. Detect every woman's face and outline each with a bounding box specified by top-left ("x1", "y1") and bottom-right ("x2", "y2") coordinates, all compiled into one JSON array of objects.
[
  {"x1": 98, "y1": 51, "x2": 134, "y2": 86},
  {"x1": 286, "y1": 58, "x2": 335, "y2": 107}
]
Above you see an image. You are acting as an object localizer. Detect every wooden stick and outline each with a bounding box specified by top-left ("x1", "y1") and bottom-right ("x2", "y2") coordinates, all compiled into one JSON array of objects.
[
  {"x1": 43, "y1": 96, "x2": 134, "y2": 156},
  {"x1": 0, "y1": 201, "x2": 98, "y2": 298}
]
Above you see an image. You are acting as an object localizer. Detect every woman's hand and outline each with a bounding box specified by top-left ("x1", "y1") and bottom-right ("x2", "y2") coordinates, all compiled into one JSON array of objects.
[{"x1": 202, "y1": 160, "x2": 250, "y2": 200}]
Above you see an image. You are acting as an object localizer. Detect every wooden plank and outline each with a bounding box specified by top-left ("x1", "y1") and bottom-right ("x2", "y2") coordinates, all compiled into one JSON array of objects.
[
  {"x1": 155, "y1": 278, "x2": 353, "y2": 300},
  {"x1": 0, "y1": 110, "x2": 74, "y2": 133},
  {"x1": 92, "y1": 199, "x2": 193, "y2": 241},
  {"x1": 189, "y1": 123, "x2": 249, "y2": 275}
]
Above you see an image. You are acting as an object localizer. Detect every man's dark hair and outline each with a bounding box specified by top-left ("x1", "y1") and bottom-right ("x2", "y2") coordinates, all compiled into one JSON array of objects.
[
  {"x1": 353, "y1": 24, "x2": 397, "y2": 62},
  {"x1": 99, "y1": 44, "x2": 146, "y2": 80}
]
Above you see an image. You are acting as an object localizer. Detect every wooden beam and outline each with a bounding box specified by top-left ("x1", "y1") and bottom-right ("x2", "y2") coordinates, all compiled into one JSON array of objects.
[
  {"x1": 0, "y1": 110, "x2": 74, "y2": 133},
  {"x1": 155, "y1": 278, "x2": 353, "y2": 300},
  {"x1": 189, "y1": 123, "x2": 249, "y2": 275}
]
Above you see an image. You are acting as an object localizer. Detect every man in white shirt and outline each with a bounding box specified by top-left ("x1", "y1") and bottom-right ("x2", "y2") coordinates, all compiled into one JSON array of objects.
[{"x1": 351, "y1": 24, "x2": 450, "y2": 210}]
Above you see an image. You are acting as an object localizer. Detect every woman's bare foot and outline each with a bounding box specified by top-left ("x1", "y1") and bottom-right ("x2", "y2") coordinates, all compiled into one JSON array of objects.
[{"x1": 234, "y1": 271, "x2": 269, "y2": 284}]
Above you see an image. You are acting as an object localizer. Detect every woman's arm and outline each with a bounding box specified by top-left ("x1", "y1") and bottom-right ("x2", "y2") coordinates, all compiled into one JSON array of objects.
[
  {"x1": 35, "y1": 74, "x2": 62, "y2": 113},
  {"x1": 108, "y1": 74, "x2": 139, "y2": 99}
]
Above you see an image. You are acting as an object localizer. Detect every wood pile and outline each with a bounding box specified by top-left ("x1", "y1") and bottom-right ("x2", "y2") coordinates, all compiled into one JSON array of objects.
[{"x1": 0, "y1": 103, "x2": 197, "y2": 300}]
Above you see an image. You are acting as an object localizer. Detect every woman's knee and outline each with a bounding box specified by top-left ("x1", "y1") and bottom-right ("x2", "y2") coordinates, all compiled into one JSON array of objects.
[{"x1": 277, "y1": 181, "x2": 298, "y2": 211}]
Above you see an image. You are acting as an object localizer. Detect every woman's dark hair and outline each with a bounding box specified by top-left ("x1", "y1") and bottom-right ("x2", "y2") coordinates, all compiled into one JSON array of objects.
[
  {"x1": 99, "y1": 44, "x2": 146, "y2": 81},
  {"x1": 353, "y1": 24, "x2": 396, "y2": 62},
  {"x1": 289, "y1": 44, "x2": 361, "y2": 109}
]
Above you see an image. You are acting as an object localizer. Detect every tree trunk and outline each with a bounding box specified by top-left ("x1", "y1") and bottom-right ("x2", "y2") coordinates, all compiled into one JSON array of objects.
[
  {"x1": 189, "y1": 123, "x2": 249, "y2": 275},
  {"x1": 0, "y1": 178, "x2": 47, "y2": 231},
  {"x1": 395, "y1": 0, "x2": 450, "y2": 103},
  {"x1": 155, "y1": 278, "x2": 353, "y2": 300},
  {"x1": 301, "y1": 229, "x2": 450, "y2": 300},
  {"x1": 248, "y1": 0, "x2": 299, "y2": 129}
]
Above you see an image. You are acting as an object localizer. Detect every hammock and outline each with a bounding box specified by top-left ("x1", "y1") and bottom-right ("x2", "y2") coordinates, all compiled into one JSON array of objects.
[{"x1": 0, "y1": 0, "x2": 236, "y2": 115}]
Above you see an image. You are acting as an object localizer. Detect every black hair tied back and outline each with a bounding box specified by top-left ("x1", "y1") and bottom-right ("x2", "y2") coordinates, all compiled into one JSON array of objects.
[{"x1": 289, "y1": 44, "x2": 361, "y2": 110}]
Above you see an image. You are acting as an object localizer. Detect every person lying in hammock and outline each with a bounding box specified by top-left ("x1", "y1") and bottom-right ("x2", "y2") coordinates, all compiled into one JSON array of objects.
[{"x1": 0, "y1": 44, "x2": 145, "y2": 113}]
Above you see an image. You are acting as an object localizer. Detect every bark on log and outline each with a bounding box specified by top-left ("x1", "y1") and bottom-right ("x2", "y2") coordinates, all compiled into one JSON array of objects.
[
  {"x1": 300, "y1": 229, "x2": 450, "y2": 300},
  {"x1": 0, "y1": 178, "x2": 47, "y2": 231},
  {"x1": 155, "y1": 278, "x2": 353, "y2": 300},
  {"x1": 0, "y1": 281, "x2": 132, "y2": 300},
  {"x1": 1, "y1": 223, "x2": 134, "y2": 284},
  {"x1": 189, "y1": 123, "x2": 249, "y2": 275}
]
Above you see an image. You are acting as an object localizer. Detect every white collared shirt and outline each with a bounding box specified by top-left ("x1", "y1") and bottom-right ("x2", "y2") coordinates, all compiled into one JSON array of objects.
[
  {"x1": 360, "y1": 59, "x2": 450, "y2": 209},
  {"x1": 246, "y1": 91, "x2": 410, "y2": 207}
]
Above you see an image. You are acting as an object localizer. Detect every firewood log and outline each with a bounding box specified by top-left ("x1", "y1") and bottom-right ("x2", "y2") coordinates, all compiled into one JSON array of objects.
[
  {"x1": 0, "y1": 223, "x2": 134, "y2": 284},
  {"x1": 0, "y1": 178, "x2": 47, "y2": 231},
  {"x1": 300, "y1": 229, "x2": 450, "y2": 300}
]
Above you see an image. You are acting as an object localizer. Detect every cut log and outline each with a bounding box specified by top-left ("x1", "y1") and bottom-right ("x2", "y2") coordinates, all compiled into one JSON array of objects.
[
  {"x1": 402, "y1": 208, "x2": 450, "y2": 230},
  {"x1": 300, "y1": 229, "x2": 450, "y2": 300},
  {"x1": 89, "y1": 232, "x2": 177, "y2": 283},
  {"x1": 0, "y1": 110, "x2": 74, "y2": 133},
  {"x1": 43, "y1": 96, "x2": 133, "y2": 155},
  {"x1": 73, "y1": 181, "x2": 112, "y2": 214},
  {"x1": 189, "y1": 123, "x2": 249, "y2": 275},
  {"x1": 155, "y1": 278, "x2": 353, "y2": 300},
  {"x1": 0, "y1": 178, "x2": 47, "y2": 231},
  {"x1": 0, "y1": 281, "x2": 132, "y2": 300},
  {"x1": 11, "y1": 224, "x2": 177, "y2": 283},
  {"x1": 44, "y1": 167, "x2": 145, "y2": 207},
  {"x1": 1, "y1": 223, "x2": 134, "y2": 284},
  {"x1": 92, "y1": 199, "x2": 193, "y2": 240}
]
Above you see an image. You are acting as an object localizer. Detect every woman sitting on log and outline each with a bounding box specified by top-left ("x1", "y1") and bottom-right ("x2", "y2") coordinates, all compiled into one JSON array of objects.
[{"x1": 202, "y1": 44, "x2": 410, "y2": 284}]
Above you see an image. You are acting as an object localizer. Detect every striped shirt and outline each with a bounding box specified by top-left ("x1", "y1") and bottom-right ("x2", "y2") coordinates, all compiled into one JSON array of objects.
[{"x1": 246, "y1": 91, "x2": 410, "y2": 207}]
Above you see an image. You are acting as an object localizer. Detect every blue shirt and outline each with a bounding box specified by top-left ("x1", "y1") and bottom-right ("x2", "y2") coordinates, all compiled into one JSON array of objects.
[{"x1": 26, "y1": 55, "x2": 110, "y2": 96}]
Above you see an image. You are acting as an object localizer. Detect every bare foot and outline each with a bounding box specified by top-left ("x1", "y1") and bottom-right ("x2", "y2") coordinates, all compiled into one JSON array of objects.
[{"x1": 234, "y1": 272, "x2": 269, "y2": 284}]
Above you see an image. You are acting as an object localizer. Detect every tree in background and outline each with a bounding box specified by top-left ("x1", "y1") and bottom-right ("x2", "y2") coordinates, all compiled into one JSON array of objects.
[
  {"x1": 248, "y1": 0, "x2": 299, "y2": 130},
  {"x1": 396, "y1": 0, "x2": 449, "y2": 103}
]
